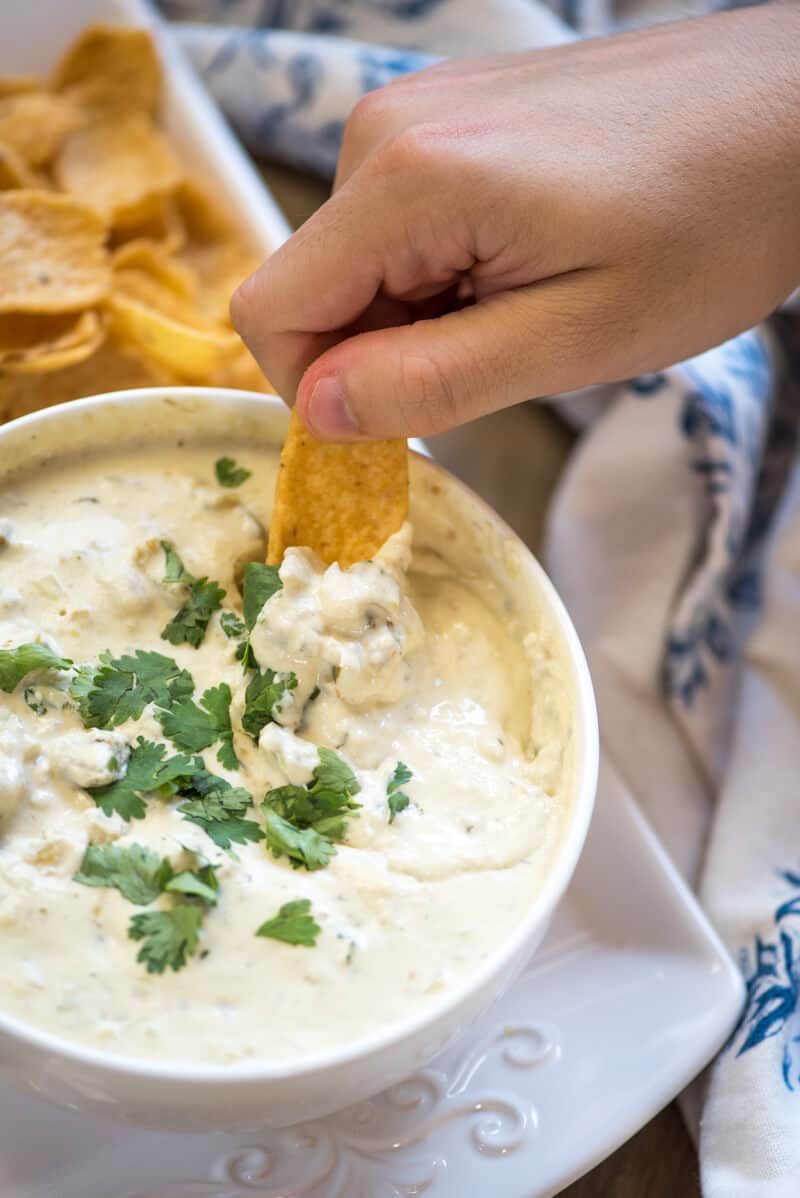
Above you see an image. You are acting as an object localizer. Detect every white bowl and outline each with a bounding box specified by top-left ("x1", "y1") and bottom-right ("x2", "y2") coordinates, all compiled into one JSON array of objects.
[{"x1": 0, "y1": 387, "x2": 598, "y2": 1132}]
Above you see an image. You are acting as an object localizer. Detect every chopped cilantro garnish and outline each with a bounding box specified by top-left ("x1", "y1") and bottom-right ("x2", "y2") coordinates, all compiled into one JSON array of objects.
[
  {"x1": 160, "y1": 541, "x2": 194, "y2": 586},
  {"x1": 233, "y1": 562, "x2": 283, "y2": 672},
  {"x1": 129, "y1": 905, "x2": 204, "y2": 974},
  {"x1": 0, "y1": 643, "x2": 71, "y2": 693},
  {"x1": 220, "y1": 611, "x2": 246, "y2": 640},
  {"x1": 23, "y1": 686, "x2": 48, "y2": 716},
  {"x1": 74, "y1": 843, "x2": 173, "y2": 905},
  {"x1": 87, "y1": 737, "x2": 200, "y2": 821},
  {"x1": 242, "y1": 562, "x2": 282, "y2": 631},
  {"x1": 157, "y1": 682, "x2": 238, "y2": 769},
  {"x1": 237, "y1": 639, "x2": 257, "y2": 671},
  {"x1": 160, "y1": 541, "x2": 225, "y2": 649},
  {"x1": 242, "y1": 669, "x2": 297, "y2": 740},
  {"x1": 264, "y1": 747, "x2": 361, "y2": 841},
  {"x1": 313, "y1": 747, "x2": 361, "y2": 804},
  {"x1": 70, "y1": 649, "x2": 194, "y2": 729},
  {"x1": 256, "y1": 898, "x2": 320, "y2": 947},
  {"x1": 215, "y1": 456, "x2": 251, "y2": 488},
  {"x1": 263, "y1": 809, "x2": 335, "y2": 871},
  {"x1": 387, "y1": 761, "x2": 413, "y2": 823},
  {"x1": 165, "y1": 863, "x2": 220, "y2": 906},
  {"x1": 178, "y1": 773, "x2": 264, "y2": 851}
]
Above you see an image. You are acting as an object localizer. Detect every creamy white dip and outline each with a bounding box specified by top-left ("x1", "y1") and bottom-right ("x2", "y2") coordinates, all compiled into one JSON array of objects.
[{"x1": 0, "y1": 441, "x2": 571, "y2": 1065}]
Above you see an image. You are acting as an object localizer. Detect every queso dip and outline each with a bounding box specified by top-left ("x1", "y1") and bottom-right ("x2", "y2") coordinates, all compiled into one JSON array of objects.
[{"x1": 0, "y1": 440, "x2": 571, "y2": 1064}]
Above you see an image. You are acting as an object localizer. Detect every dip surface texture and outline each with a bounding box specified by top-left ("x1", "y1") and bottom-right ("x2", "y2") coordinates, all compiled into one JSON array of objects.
[{"x1": 0, "y1": 442, "x2": 571, "y2": 1065}]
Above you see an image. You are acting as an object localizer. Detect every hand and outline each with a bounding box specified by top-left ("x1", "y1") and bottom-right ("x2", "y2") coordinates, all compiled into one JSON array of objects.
[{"x1": 231, "y1": 2, "x2": 800, "y2": 440}]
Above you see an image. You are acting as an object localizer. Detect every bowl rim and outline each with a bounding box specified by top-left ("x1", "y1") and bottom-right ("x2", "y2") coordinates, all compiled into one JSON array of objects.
[{"x1": 0, "y1": 386, "x2": 599, "y2": 1084}]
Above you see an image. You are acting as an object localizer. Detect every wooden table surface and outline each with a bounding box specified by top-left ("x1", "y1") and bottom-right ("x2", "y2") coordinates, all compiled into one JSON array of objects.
[{"x1": 258, "y1": 161, "x2": 704, "y2": 1198}]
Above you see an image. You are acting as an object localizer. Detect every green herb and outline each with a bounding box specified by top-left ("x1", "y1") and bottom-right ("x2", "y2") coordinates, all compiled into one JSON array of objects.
[
  {"x1": 162, "y1": 580, "x2": 226, "y2": 649},
  {"x1": 220, "y1": 611, "x2": 246, "y2": 640},
  {"x1": 312, "y1": 747, "x2": 360, "y2": 805},
  {"x1": 87, "y1": 737, "x2": 200, "y2": 821},
  {"x1": 160, "y1": 541, "x2": 194, "y2": 586},
  {"x1": 256, "y1": 898, "x2": 320, "y2": 947},
  {"x1": 74, "y1": 843, "x2": 173, "y2": 905},
  {"x1": 157, "y1": 682, "x2": 238, "y2": 769},
  {"x1": 387, "y1": 761, "x2": 412, "y2": 823},
  {"x1": 263, "y1": 809, "x2": 335, "y2": 871},
  {"x1": 242, "y1": 562, "x2": 282, "y2": 631},
  {"x1": 233, "y1": 563, "x2": 284, "y2": 672},
  {"x1": 129, "y1": 905, "x2": 205, "y2": 974},
  {"x1": 263, "y1": 747, "x2": 361, "y2": 842},
  {"x1": 70, "y1": 650, "x2": 194, "y2": 729},
  {"x1": 236, "y1": 639, "x2": 257, "y2": 671},
  {"x1": 0, "y1": 643, "x2": 72, "y2": 693},
  {"x1": 23, "y1": 686, "x2": 48, "y2": 716},
  {"x1": 160, "y1": 541, "x2": 225, "y2": 649},
  {"x1": 242, "y1": 669, "x2": 297, "y2": 740},
  {"x1": 178, "y1": 773, "x2": 264, "y2": 850},
  {"x1": 215, "y1": 456, "x2": 252, "y2": 488},
  {"x1": 165, "y1": 863, "x2": 220, "y2": 906}
]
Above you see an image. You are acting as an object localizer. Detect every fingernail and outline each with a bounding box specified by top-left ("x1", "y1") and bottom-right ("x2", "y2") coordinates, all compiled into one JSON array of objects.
[{"x1": 307, "y1": 376, "x2": 360, "y2": 439}]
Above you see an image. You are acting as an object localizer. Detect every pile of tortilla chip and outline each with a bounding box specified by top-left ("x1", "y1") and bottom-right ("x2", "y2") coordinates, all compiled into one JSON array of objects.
[{"x1": 0, "y1": 24, "x2": 270, "y2": 423}]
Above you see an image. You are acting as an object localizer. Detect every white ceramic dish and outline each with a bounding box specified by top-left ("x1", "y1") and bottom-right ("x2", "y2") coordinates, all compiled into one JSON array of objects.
[
  {"x1": 0, "y1": 386, "x2": 599, "y2": 1133},
  {"x1": 0, "y1": 754, "x2": 743, "y2": 1198},
  {"x1": 0, "y1": 0, "x2": 292, "y2": 253}
]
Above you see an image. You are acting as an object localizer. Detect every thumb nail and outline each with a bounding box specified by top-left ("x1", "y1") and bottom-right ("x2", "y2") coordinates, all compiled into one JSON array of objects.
[{"x1": 306, "y1": 376, "x2": 360, "y2": 440}]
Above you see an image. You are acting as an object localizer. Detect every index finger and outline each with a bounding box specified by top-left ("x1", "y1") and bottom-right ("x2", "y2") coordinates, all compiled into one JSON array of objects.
[
  {"x1": 230, "y1": 174, "x2": 387, "y2": 403},
  {"x1": 230, "y1": 136, "x2": 479, "y2": 403}
]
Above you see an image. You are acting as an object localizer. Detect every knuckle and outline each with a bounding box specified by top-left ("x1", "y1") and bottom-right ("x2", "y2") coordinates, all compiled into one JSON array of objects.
[
  {"x1": 228, "y1": 272, "x2": 258, "y2": 337},
  {"x1": 345, "y1": 89, "x2": 397, "y2": 145},
  {"x1": 373, "y1": 123, "x2": 444, "y2": 181},
  {"x1": 394, "y1": 348, "x2": 464, "y2": 435}
]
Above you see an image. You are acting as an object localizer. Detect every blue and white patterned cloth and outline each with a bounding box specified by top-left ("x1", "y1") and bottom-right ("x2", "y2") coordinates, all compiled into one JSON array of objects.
[{"x1": 160, "y1": 3, "x2": 800, "y2": 1193}]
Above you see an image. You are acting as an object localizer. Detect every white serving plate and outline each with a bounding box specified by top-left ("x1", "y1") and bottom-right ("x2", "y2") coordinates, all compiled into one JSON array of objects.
[
  {"x1": 0, "y1": 2, "x2": 743, "y2": 1192},
  {"x1": 0, "y1": 754, "x2": 742, "y2": 1198}
]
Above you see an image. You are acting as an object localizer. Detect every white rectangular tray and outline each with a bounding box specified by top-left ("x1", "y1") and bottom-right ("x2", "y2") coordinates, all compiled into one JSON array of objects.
[{"x1": 2, "y1": 0, "x2": 291, "y2": 254}]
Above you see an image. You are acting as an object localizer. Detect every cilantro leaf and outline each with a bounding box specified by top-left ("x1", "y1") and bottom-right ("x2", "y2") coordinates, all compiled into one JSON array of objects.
[
  {"x1": 160, "y1": 541, "x2": 225, "y2": 650},
  {"x1": 160, "y1": 540, "x2": 194, "y2": 586},
  {"x1": 256, "y1": 898, "x2": 320, "y2": 947},
  {"x1": 165, "y1": 863, "x2": 220, "y2": 906},
  {"x1": 263, "y1": 809, "x2": 335, "y2": 871},
  {"x1": 242, "y1": 562, "x2": 282, "y2": 631},
  {"x1": 263, "y1": 747, "x2": 361, "y2": 842},
  {"x1": 157, "y1": 682, "x2": 238, "y2": 769},
  {"x1": 220, "y1": 611, "x2": 246, "y2": 640},
  {"x1": 88, "y1": 737, "x2": 201, "y2": 821},
  {"x1": 312, "y1": 747, "x2": 361, "y2": 804},
  {"x1": 129, "y1": 905, "x2": 204, "y2": 974},
  {"x1": 242, "y1": 669, "x2": 297, "y2": 740},
  {"x1": 24, "y1": 686, "x2": 48, "y2": 715},
  {"x1": 162, "y1": 579, "x2": 225, "y2": 650},
  {"x1": 387, "y1": 761, "x2": 413, "y2": 824},
  {"x1": 178, "y1": 774, "x2": 264, "y2": 850},
  {"x1": 388, "y1": 791, "x2": 410, "y2": 822},
  {"x1": 263, "y1": 784, "x2": 312, "y2": 823},
  {"x1": 389, "y1": 761, "x2": 412, "y2": 789},
  {"x1": 215, "y1": 456, "x2": 251, "y2": 488},
  {"x1": 237, "y1": 639, "x2": 258, "y2": 672},
  {"x1": 0, "y1": 643, "x2": 72, "y2": 693},
  {"x1": 74, "y1": 843, "x2": 173, "y2": 904},
  {"x1": 188, "y1": 813, "x2": 263, "y2": 851},
  {"x1": 70, "y1": 650, "x2": 194, "y2": 729}
]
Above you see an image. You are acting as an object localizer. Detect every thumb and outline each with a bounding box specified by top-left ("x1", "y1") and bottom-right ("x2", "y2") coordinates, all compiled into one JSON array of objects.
[{"x1": 295, "y1": 270, "x2": 619, "y2": 440}]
